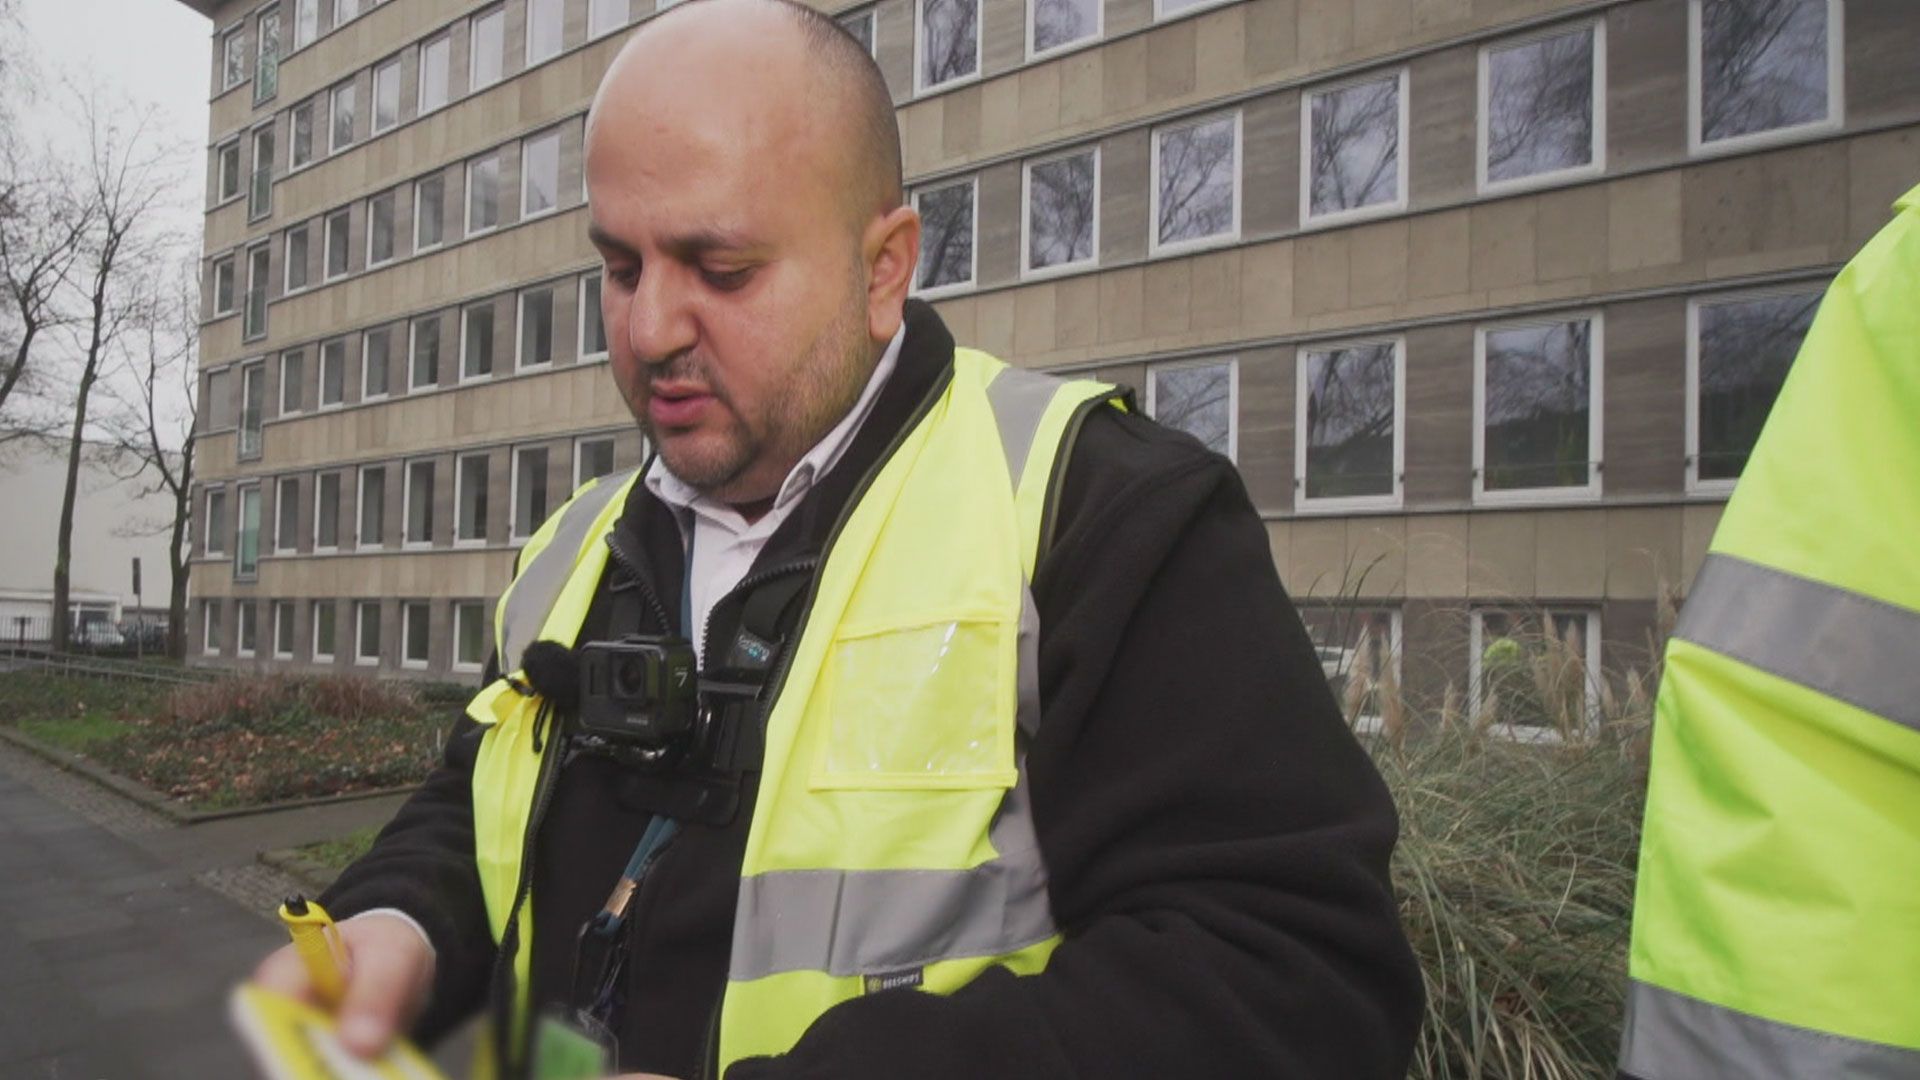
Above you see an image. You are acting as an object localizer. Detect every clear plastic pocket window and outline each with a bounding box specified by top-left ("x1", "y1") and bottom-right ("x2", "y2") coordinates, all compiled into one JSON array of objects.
[{"x1": 815, "y1": 619, "x2": 1015, "y2": 789}]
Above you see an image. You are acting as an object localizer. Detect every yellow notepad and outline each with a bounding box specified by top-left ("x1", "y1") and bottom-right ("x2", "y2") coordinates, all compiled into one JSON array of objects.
[{"x1": 230, "y1": 983, "x2": 450, "y2": 1080}]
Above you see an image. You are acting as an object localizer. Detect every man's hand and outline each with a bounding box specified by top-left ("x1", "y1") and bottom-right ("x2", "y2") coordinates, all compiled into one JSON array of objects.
[{"x1": 252, "y1": 911, "x2": 436, "y2": 1058}]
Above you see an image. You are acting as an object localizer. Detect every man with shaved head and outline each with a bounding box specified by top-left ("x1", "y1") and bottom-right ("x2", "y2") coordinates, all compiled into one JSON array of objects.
[{"x1": 254, "y1": 2, "x2": 1421, "y2": 1077}]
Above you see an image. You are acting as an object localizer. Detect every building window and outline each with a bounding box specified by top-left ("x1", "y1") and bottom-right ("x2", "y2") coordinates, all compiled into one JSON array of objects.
[
  {"x1": 320, "y1": 339, "x2": 346, "y2": 407},
  {"x1": 415, "y1": 174, "x2": 445, "y2": 250},
  {"x1": 1300, "y1": 606, "x2": 1402, "y2": 733},
  {"x1": 1029, "y1": 0, "x2": 1098, "y2": 59},
  {"x1": 590, "y1": 0, "x2": 628, "y2": 39},
  {"x1": 203, "y1": 601, "x2": 223, "y2": 656},
  {"x1": 236, "y1": 484, "x2": 262, "y2": 578},
  {"x1": 329, "y1": 80, "x2": 356, "y2": 153},
  {"x1": 512, "y1": 446, "x2": 550, "y2": 541},
  {"x1": 1691, "y1": 0, "x2": 1840, "y2": 152},
  {"x1": 1146, "y1": 359, "x2": 1236, "y2": 460},
  {"x1": 1480, "y1": 22, "x2": 1604, "y2": 192},
  {"x1": 1303, "y1": 70, "x2": 1407, "y2": 225},
  {"x1": 372, "y1": 56, "x2": 401, "y2": 134},
  {"x1": 205, "y1": 487, "x2": 228, "y2": 556},
  {"x1": 239, "y1": 360, "x2": 266, "y2": 458},
  {"x1": 518, "y1": 287, "x2": 554, "y2": 369},
  {"x1": 315, "y1": 472, "x2": 341, "y2": 551},
  {"x1": 313, "y1": 600, "x2": 336, "y2": 662},
  {"x1": 324, "y1": 207, "x2": 350, "y2": 280},
  {"x1": 470, "y1": 6, "x2": 506, "y2": 92},
  {"x1": 334, "y1": 0, "x2": 361, "y2": 23},
  {"x1": 275, "y1": 476, "x2": 300, "y2": 554},
  {"x1": 917, "y1": 0, "x2": 979, "y2": 93},
  {"x1": 575, "y1": 436, "x2": 615, "y2": 490},
  {"x1": 363, "y1": 328, "x2": 391, "y2": 400},
  {"x1": 284, "y1": 225, "x2": 309, "y2": 293},
  {"x1": 522, "y1": 129, "x2": 561, "y2": 218},
  {"x1": 462, "y1": 303, "x2": 494, "y2": 381},
  {"x1": 279, "y1": 349, "x2": 304, "y2": 416},
  {"x1": 355, "y1": 600, "x2": 381, "y2": 666},
  {"x1": 206, "y1": 367, "x2": 234, "y2": 430},
  {"x1": 579, "y1": 273, "x2": 606, "y2": 360},
  {"x1": 1023, "y1": 146, "x2": 1099, "y2": 278},
  {"x1": 456, "y1": 452, "x2": 490, "y2": 545},
  {"x1": 453, "y1": 600, "x2": 488, "y2": 672},
  {"x1": 1156, "y1": 0, "x2": 1230, "y2": 18},
  {"x1": 213, "y1": 255, "x2": 236, "y2": 315},
  {"x1": 237, "y1": 601, "x2": 258, "y2": 658},
  {"x1": 217, "y1": 139, "x2": 242, "y2": 202},
  {"x1": 911, "y1": 177, "x2": 975, "y2": 295},
  {"x1": 419, "y1": 33, "x2": 452, "y2": 113},
  {"x1": 527, "y1": 0, "x2": 564, "y2": 65},
  {"x1": 1475, "y1": 315, "x2": 1602, "y2": 502},
  {"x1": 838, "y1": 8, "x2": 875, "y2": 55},
  {"x1": 1152, "y1": 111, "x2": 1240, "y2": 254},
  {"x1": 1687, "y1": 288, "x2": 1820, "y2": 494},
  {"x1": 248, "y1": 124, "x2": 275, "y2": 219},
  {"x1": 1470, "y1": 608, "x2": 1600, "y2": 741},
  {"x1": 410, "y1": 316, "x2": 441, "y2": 389},
  {"x1": 367, "y1": 189, "x2": 396, "y2": 266},
  {"x1": 272, "y1": 600, "x2": 294, "y2": 660},
  {"x1": 402, "y1": 601, "x2": 431, "y2": 669},
  {"x1": 1296, "y1": 339, "x2": 1403, "y2": 510},
  {"x1": 291, "y1": 101, "x2": 314, "y2": 170},
  {"x1": 293, "y1": 0, "x2": 318, "y2": 50},
  {"x1": 222, "y1": 25, "x2": 246, "y2": 91},
  {"x1": 358, "y1": 465, "x2": 386, "y2": 547},
  {"x1": 404, "y1": 459, "x2": 436, "y2": 547},
  {"x1": 254, "y1": 8, "x2": 281, "y2": 104},
  {"x1": 467, "y1": 152, "x2": 502, "y2": 235},
  {"x1": 243, "y1": 242, "x2": 270, "y2": 341}
]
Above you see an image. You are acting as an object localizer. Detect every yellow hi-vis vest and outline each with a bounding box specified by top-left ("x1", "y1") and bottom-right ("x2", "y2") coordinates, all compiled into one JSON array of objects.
[
  {"x1": 1619, "y1": 184, "x2": 1920, "y2": 1077},
  {"x1": 462, "y1": 348, "x2": 1122, "y2": 1071}
]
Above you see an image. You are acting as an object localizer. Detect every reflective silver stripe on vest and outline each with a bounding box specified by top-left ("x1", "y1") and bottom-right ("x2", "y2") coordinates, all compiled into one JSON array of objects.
[
  {"x1": 497, "y1": 467, "x2": 637, "y2": 672},
  {"x1": 1620, "y1": 980, "x2": 1920, "y2": 1080},
  {"x1": 729, "y1": 765, "x2": 1056, "y2": 980},
  {"x1": 985, "y1": 364, "x2": 1062, "y2": 487},
  {"x1": 1677, "y1": 553, "x2": 1920, "y2": 735}
]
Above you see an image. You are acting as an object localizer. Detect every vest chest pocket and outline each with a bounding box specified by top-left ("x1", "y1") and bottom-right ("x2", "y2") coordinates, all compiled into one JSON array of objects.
[{"x1": 809, "y1": 618, "x2": 1019, "y2": 791}]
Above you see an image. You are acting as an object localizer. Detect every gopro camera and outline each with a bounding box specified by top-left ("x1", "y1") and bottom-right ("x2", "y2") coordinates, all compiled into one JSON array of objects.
[{"x1": 576, "y1": 635, "x2": 699, "y2": 751}]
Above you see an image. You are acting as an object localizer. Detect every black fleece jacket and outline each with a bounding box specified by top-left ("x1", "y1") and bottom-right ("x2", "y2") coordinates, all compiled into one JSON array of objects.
[{"x1": 322, "y1": 301, "x2": 1422, "y2": 1079}]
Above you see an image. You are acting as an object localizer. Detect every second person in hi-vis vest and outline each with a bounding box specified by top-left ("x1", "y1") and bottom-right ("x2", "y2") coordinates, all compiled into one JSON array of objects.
[{"x1": 252, "y1": 1, "x2": 1423, "y2": 1076}]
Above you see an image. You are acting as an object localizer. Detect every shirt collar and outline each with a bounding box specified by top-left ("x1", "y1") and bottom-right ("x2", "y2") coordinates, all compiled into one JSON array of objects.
[{"x1": 643, "y1": 322, "x2": 906, "y2": 534}]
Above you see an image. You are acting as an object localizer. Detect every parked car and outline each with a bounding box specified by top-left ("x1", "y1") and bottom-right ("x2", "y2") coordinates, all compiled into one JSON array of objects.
[{"x1": 75, "y1": 622, "x2": 126, "y2": 648}]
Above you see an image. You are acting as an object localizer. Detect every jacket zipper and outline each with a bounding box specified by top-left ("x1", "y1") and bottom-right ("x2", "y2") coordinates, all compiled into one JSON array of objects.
[{"x1": 605, "y1": 529, "x2": 674, "y2": 634}]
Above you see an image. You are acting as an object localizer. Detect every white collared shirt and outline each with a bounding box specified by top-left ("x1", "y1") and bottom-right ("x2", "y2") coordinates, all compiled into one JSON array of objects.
[{"x1": 644, "y1": 324, "x2": 904, "y2": 662}]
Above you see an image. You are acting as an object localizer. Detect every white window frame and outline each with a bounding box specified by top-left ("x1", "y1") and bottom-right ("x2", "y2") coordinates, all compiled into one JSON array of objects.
[
  {"x1": 205, "y1": 485, "x2": 229, "y2": 556},
  {"x1": 1020, "y1": 144, "x2": 1101, "y2": 280},
  {"x1": 838, "y1": 8, "x2": 877, "y2": 56},
  {"x1": 460, "y1": 303, "x2": 494, "y2": 383},
  {"x1": 365, "y1": 190, "x2": 396, "y2": 268},
  {"x1": 1302, "y1": 605, "x2": 1403, "y2": 737},
  {"x1": 452, "y1": 600, "x2": 488, "y2": 674},
  {"x1": 510, "y1": 445, "x2": 550, "y2": 542},
  {"x1": 403, "y1": 457, "x2": 436, "y2": 549},
  {"x1": 236, "y1": 600, "x2": 258, "y2": 659},
  {"x1": 323, "y1": 208, "x2": 350, "y2": 282},
  {"x1": 217, "y1": 138, "x2": 243, "y2": 203},
  {"x1": 516, "y1": 286, "x2": 555, "y2": 371},
  {"x1": 409, "y1": 318, "x2": 440, "y2": 391},
  {"x1": 354, "y1": 600, "x2": 381, "y2": 666},
  {"x1": 418, "y1": 32, "x2": 452, "y2": 114},
  {"x1": 278, "y1": 351, "x2": 304, "y2": 417},
  {"x1": 1476, "y1": 19, "x2": 1607, "y2": 195},
  {"x1": 282, "y1": 225, "x2": 308, "y2": 295},
  {"x1": 361, "y1": 328, "x2": 391, "y2": 401},
  {"x1": 414, "y1": 174, "x2": 445, "y2": 252},
  {"x1": 333, "y1": 0, "x2": 362, "y2": 25},
  {"x1": 1300, "y1": 68, "x2": 1410, "y2": 229},
  {"x1": 1026, "y1": 0, "x2": 1102, "y2": 61},
  {"x1": 914, "y1": 0, "x2": 982, "y2": 96},
  {"x1": 1472, "y1": 312, "x2": 1605, "y2": 507},
  {"x1": 1683, "y1": 285, "x2": 1821, "y2": 497},
  {"x1": 312, "y1": 600, "x2": 335, "y2": 663},
  {"x1": 248, "y1": 122, "x2": 275, "y2": 219},
  {"x1": 313, "y1": 470, "x2": 342, "y2": 553},
  {"x1": 356, "y1": 464, "x2": 386, "y2": 548},
  {"x1": 1153, "y1": 0, "x2": 1235, "y2": 22},
  {"x1": 222, "y1": 25, "x2": 247, "y2": 91},
  {"x1": 469, "y1": 5, "x2": 506, "y2": 93},
  {"x1": 1149, "y1": 109, "x2": 1243, "y2": 257},
  {"x1": 525, "y1": 0, "x2": 565, "y2": 66},
  {"x1": 1145, "y1": 356, "x2": 1240, "y2": 462},
  {"x1": 371, "y1": 56, "x2": 402, "y2": 135},
  {"x1": 466, "y1": 153, "x2": 502, "y2": 237},
  {"x1": 274, "y1": 476, "x2": 300, "y2": 554},
  {"x1": 318, "y1": 339, "x2": 347, "y2": 410},
  {"x1": 589, "y1": 0, "x2": 629, "y2": 40},
  {"x1": 574, "y1": 435, "x2": 616, "y2": 490},
  {"x1": 908, "y1": 176, "x2": 978, "y2": 299},
  {"x1": 328, "y1": 80, "x2": 356, "y2": 154},
  {"x1": 289, "y1": 100, "x2": 315, "y2": 172},
  {"x1": 1687, "y1": 0, "x2": 1844, "y2": 157},
  {"x1": 520, "y1": 128, "x2": 562, "y2": 219},
  {"x1": 1293, "y1": 337, "x2": 1406, "y2": 514},
  {"x1": 401, "y1": 600, "x2": 431, "y2": 670},
  {"x1": 272, "y1": 600, "x2": 295, "y2": 660},
  {"x1": 1468, "y1": 607, "x2": 1602, "y2": 744},
  {"x1": 293, "y1": 0, "x2": 318, "y2": 50},
  {"x1": 203, "y1": 601, "x2": 222, "y2": 657},
  {"x1": 454, "y1": 450, "x2": 491, "y2": 547},
  {"x1": 578, "y1": 272, "x2": 607, "y2": 361},
  {"x1": 213, "y1": 255, "x2": 237, "y2": 315}
]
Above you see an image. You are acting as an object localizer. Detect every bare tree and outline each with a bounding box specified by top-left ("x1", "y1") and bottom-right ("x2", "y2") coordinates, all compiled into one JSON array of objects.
[
  {"x1": 1701, "y1": 0, "x2": 1829, "y2": 142},
  {"x1": 50, "y1": 95, "x2": 175, "y2": 651},
  {"x1": 0, "y1": 151, "x2": 94, "y2": 420},
  {"x1": 921, "y1": 0, "x2": 978, "y2": 87},
  {"x1": 1028, "y1": 151, "x2": 1096, "y2": 269},
  {"x1": 1156, "y1": 118, "x2": 1236, "y2": 244},
  {"x1": 917, "y1": 181, "x2": 973, "y2": 289},
  {"x1": 1309, "y1": 77, "x2": 1399, "y2": 216},
  {"x1": 1485, "y1": 28, "x2": 1594, "y2": 182}
]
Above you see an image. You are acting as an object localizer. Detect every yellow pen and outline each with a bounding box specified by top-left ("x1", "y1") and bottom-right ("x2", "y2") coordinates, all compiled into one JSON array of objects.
[{"x1": 277, "y1": 894, "x2": 347, "y2": 1009}]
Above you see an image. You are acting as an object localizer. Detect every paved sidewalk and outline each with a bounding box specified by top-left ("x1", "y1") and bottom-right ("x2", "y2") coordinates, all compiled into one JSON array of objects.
[{"x1": 0, "y1": 741, "x2": 411, "y2": 1078}]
